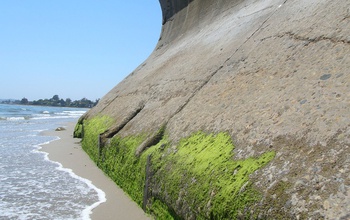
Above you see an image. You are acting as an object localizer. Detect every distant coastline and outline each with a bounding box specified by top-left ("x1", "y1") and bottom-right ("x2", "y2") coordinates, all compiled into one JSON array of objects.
[{"x1": 0, "y1": 95, "x2": 99, "y2": 108}]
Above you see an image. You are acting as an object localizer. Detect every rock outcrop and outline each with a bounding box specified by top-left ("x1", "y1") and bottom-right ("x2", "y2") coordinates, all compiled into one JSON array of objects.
[{"x1": 76, "y1": 0, "x2": 350, "y2": 219}]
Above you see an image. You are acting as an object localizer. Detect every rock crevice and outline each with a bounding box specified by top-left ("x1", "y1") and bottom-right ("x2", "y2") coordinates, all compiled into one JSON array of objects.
[{"x1": 77, "y1": 0, "x2": 350, "y2": 218}]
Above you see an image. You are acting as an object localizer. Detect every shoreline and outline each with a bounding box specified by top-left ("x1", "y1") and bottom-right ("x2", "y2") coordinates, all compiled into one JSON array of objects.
[{"x1": 40, "y1": 121, "x2": 150, "y2": 220}]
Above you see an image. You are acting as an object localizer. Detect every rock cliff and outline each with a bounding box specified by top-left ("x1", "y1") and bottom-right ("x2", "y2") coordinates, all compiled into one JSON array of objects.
[{"x1": 75, "y1": 0, "x2": 350, "y2": 219}]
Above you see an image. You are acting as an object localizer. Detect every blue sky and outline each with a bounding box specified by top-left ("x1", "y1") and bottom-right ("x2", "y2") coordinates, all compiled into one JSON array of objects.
[{"x1": 0, "y1": 1, "x2": 162, "y2": 101}]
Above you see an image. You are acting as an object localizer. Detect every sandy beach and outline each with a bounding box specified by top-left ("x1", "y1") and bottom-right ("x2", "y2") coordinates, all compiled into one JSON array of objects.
[{"x1": 41, "y1": 121, "x2": 150, "y2": 220}]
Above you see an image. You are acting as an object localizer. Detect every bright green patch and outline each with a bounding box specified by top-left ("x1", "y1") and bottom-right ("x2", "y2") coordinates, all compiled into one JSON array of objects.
[
  {"x1": 100, "y1": 134, "x2": 147, "y2": 205},
  {"x1": 73, "y1": 123, "x2": 83, "y2": 138},
  {"x1": 80, "y1": 115, "x2": 114, "y2": 163},
  {"x1": 150, "y1": 132, "x2": 275, "y2": 219},
  {"x1": 147, "y1": 199, "x2": 178, "y2": 220},
  {"x1": 79, "y1": 117, "x2": 275, "y2": 219},
  {"x1": 79, "y1": 116, "x2": 149, "y2": 206}
]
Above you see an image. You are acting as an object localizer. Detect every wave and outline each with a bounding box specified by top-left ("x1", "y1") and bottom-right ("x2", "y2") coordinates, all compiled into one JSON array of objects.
[
  {"x1": 6, "y1": 117, "x2": 27, "y2": 121},
  {"x1": 0, "y1": 116, "x2": 29, "y2": 121},
  {"x1": 0, "y1": 105, "x2": 86, "y2": 122},
  {"x1": 31, "y1": 115, "x2": 82, "y2": 120},
  {"x1": 35, "y1": 138, "x2": 106, "y2": 220},
  {"x1": 1, "y1": 113, "x2": 85, "y2": 121},
  {"x1": 56, "y1": 111, "x2": 86, "y2": 116}
]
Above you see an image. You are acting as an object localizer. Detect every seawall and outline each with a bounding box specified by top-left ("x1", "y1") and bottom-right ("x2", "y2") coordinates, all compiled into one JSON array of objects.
[{"x1": 76, "y1": 0, "x2": 350, "y2": 218}]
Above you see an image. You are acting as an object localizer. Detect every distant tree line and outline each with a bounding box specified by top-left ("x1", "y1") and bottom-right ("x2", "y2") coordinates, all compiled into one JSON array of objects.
[{"x1": 2, "y1": 95, "x2": 99, "y2": 108}]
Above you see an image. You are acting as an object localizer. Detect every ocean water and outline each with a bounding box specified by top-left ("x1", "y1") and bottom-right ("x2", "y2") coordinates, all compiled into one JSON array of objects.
[{"x1": 0, "y1": 104, "x2": 105, "y2": 220}]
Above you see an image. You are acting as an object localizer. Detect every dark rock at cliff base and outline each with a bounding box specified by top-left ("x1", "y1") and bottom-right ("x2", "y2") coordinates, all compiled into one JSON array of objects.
[{"x1": 77, "y1": 0, "x2": 350, "y2": 219}]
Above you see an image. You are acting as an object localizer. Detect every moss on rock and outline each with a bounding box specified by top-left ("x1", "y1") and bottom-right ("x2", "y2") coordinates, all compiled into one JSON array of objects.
[
  {"x1": 101, "y1": 134, "x2": 148, "y2": 204},
  {"x1": 149, "y1": 132, "x2": 275, "y2": 219},
  {"x1": 79, "y1": 117, "x2": 275, "y2": 219},
  {"x1": 80, "y1": 115, "x2": 114, "y2": 162}
]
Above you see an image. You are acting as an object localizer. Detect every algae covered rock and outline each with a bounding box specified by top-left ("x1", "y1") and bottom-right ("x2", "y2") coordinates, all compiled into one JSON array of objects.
[{"x1": 77, "y1": 0, "x2": 350, "y2": 219}]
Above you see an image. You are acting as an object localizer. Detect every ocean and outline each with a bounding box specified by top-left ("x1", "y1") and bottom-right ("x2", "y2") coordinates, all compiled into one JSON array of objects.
[{"x1": 0, "y1": 104, "x2": 105, "y2": 220}]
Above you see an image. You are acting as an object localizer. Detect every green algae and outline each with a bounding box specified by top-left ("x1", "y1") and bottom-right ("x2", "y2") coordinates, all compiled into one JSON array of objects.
[
  {"x1": 80, "y1": 115, "x2": 114, "y2": 162},
  {"x1": 74, "y1": 117, "x2": 86, "y2": 138},
  {"x1": 100, "y1": 134, "x2": 148, "y2": 205},
  {"x1": 149, "y1": 132, "x2": 275, "y2": 219},
  {"x1": 79, "y1": 117, "x2": 275, "y2": 219},
  {"x1": 78, "y1": 115, "x2": 149, "y2": 206},
  {"x1": 147, "y1": 198, "x2": 180, "y2": 220},
  {"x1": 73, "y1": 123, "x2": 83, "y2": 138}
]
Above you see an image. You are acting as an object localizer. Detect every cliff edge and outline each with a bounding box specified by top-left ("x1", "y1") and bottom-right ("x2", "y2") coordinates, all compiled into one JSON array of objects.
[{"x1": 76, "y1": 0, "x2": 350, "y2": 219}]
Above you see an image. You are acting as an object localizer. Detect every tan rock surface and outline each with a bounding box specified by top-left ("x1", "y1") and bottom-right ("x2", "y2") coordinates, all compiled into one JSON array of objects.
[{"x1": 80, "y1": 0, "x2": 350, "y2": 218}]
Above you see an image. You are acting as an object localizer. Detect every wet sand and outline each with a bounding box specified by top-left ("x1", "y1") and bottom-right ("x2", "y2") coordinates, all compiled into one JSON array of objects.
[{"x1": 41, "y1": 121, "x2": 150, "y2": 220}]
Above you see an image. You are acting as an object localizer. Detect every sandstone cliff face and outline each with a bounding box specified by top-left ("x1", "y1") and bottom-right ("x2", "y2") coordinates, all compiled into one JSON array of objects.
[{"x1": 77, "y1": 0, "x2": 350, "y2": 219}]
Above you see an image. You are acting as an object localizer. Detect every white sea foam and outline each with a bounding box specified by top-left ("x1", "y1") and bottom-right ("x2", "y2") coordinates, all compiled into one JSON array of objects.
[
  {"x1": 31, "y1": 111, "x2": 85, "y2": 120},
  {"x1": 33, "y1": 113, "x2": 50, "y2": 117},
  {"x1": 55, "y1": 111, "x2": 86, "y2": 117},
  {"x1": 32, "y1": 116, "x2": 74, "y2": 120},
  {"x1": 36, "y1": 138, "x2": 106, "y2": 220},
  {"x1": 1, "y1": 116, "x2": 32, "y2": 121},
  {"x1": 64, "y1": 110, "x2": 86, "y2": 114},
  {"x1": 7, "y1": 117, "x2": 26, "y2": 121},
  {"x1": 4, "y1": 110, "x2": 87, "y2": 121},
  {"x1": 0, "y1": 105, "x2": 92, "y2": 219}
]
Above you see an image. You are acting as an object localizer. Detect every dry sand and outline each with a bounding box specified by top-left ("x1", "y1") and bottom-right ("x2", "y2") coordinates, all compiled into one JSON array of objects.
[{"x1": 41, "y1": 121, "x2": 150, "y2": 220}]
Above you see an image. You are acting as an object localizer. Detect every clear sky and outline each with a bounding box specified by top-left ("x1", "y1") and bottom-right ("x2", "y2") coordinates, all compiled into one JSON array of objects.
[{"x1": 0, "y1": 1, "x2": 162, "y2": 101}]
